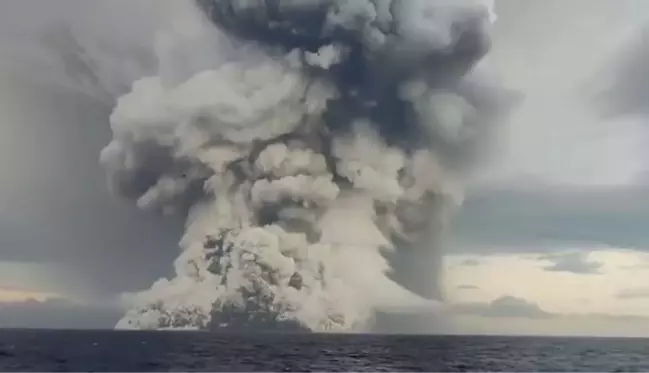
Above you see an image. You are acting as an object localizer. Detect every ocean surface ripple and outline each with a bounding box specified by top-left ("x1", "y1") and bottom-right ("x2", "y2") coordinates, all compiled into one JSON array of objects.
[{"x1": 1, "y1": 330, "x2": 649, "y2": 372}]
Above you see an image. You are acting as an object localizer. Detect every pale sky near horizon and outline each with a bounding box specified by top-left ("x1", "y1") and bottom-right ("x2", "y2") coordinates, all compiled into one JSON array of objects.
[{"x1": 1, "y1": 0, "x2": 649, "y2": 336}]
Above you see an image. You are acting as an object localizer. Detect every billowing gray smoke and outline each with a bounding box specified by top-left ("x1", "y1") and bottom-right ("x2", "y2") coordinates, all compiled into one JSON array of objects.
[{"x1": 103, "y1": 0, "x2": 513, "y2": 332}]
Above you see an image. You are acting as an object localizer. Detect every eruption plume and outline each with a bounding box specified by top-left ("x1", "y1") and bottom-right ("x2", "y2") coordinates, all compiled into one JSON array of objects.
[{"x1": 103, "y1": 0, "x2": 514, "y2": 332}]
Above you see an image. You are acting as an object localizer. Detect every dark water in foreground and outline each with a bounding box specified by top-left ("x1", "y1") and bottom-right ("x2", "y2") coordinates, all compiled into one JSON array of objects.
[{"x1": 1, "y1": 330, "x2": 649, "y2": 372}]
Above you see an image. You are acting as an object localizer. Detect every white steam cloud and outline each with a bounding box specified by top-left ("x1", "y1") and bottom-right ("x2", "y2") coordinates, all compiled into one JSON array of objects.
[{"x1": 97, "y1": 0, "x2": 514, "y2": 332}]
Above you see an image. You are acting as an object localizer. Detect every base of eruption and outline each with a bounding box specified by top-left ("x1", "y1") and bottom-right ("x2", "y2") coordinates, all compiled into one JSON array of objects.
[{"x1": 116, "y1": 195, "x2": 442, "y2": 332}]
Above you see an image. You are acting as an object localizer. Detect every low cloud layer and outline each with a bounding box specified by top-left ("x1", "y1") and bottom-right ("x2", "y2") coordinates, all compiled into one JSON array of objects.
[
  {"x1": 453, "y1": 186, "x2": 649, "y2": 252},
  {"x1": 539, "y1": 251, "x2": 603, "y2": 275},
  {"x1": 453, "y1": 295, "x2": 552, "y2": 319},
  {"x1": 0, "y1": 298, "x2": 121, "y2": 329},
  {"x1": 452, "y1": 295, "x2": 649, "y2": 322}
]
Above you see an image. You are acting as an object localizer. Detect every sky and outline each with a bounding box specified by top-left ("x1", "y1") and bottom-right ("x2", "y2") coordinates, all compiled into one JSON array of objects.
[{"x1": 1, "y1": 0, "x2": 649, "y2": 336}]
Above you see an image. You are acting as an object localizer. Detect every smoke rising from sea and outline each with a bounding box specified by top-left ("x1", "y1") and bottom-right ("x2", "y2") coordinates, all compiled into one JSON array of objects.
[
  {"x1": 96, "y1": 0, "x2": 514, "y2": 331},
  {"x1": 102, "y1": 0, "x2": 514, "y2": 332}
]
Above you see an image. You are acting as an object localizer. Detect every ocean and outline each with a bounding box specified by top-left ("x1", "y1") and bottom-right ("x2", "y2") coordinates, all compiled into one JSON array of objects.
[{"x1": 0, "y1": 330, "x2": 648, "y2": 371}]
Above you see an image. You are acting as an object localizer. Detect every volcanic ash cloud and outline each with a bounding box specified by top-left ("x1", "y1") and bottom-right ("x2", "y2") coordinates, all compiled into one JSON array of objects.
[{"x1": 102, "y1": 0, "x2": 514, "y2": 332}]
